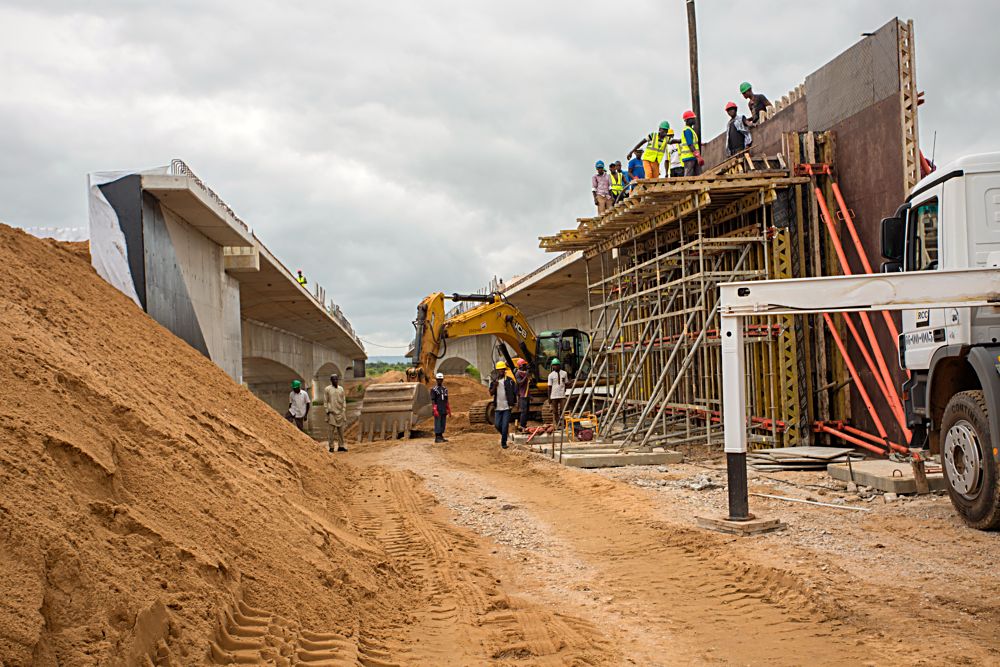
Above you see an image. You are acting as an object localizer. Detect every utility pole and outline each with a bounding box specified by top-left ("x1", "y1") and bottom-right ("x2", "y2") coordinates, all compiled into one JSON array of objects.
[{"x1": 686, "y1": 0, "x2": 701, "y2": 137}]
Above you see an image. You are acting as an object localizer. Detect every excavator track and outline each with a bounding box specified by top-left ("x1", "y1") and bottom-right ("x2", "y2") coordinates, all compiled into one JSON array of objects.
[{"x1": 469, "y1": 399, "x2": 492, "y2": 425}]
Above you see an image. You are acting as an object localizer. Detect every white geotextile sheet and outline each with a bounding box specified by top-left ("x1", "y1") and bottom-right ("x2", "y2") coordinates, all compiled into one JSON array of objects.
[{"x1": 86, "y1": 167, "x2": 168, "y2": 308}]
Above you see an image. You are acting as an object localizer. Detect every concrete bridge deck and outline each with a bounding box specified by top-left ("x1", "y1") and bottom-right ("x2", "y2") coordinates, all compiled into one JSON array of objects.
[{"x1": 89, "y1": 161, "x2": 366, "y2": 416}]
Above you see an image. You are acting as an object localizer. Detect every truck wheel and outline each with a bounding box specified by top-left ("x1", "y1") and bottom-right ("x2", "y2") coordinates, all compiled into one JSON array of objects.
[{"x1": 940, "y1": 390, "x2": 1000, "y2": 530}]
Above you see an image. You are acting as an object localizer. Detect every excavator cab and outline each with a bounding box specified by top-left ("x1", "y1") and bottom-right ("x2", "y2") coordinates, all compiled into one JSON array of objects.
[{"x1": 535, "y1": 329, "x2": 590, "y2": 379}]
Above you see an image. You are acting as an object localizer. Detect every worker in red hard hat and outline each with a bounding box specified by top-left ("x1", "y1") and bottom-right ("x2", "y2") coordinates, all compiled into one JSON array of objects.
[
  {"x1": 679, "y1": 110, "x2": 704, "y2": 176},
  {"x1": 724, "y1": 101, "x2": 752, "y2": 158}
]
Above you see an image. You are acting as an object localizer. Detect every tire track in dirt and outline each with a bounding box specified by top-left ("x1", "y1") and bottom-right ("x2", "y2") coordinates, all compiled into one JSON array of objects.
[
  {"x1": 344, "y1": 466, "x2": 611, "y2": 665},
  {"x1": 360, "y1": 439, "x2": 906, "y2": 666}
]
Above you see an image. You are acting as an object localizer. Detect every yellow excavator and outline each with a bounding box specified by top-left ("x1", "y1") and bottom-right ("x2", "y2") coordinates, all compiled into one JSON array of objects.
[{"x1": 357, "y1": 292, "x2": 590, "y2": 440}]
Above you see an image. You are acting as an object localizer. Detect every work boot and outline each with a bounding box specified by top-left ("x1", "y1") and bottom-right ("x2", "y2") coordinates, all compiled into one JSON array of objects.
[
  {"x1": 440, "y1": 436, "x2": 448, "y2": 443},
  {"x1": 434, "y1": 435, "x2": 443, "y2": 443}
]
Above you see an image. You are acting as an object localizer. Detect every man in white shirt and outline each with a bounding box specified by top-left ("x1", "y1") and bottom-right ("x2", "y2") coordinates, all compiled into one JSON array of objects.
[
  {"x1": 287, "y1": 379, "x2": 311, "y2": 431},
  {"x1": 323, "y1": 374, "x2": 347, "y2": 452},
  {"x1": 547, "y1": 358, "x2": 569, "y2": 423}
]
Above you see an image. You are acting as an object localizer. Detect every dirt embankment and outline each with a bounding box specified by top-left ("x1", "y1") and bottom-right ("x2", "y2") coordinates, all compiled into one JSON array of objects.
[{"x1": 0, "y1": 226, "x2": 418, "y2": 664}]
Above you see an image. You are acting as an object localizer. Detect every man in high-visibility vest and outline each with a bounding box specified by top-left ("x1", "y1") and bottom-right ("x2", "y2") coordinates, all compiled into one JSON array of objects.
[
  {"x1": 629, "y1": 121, "x2": 673, "y2": 179},
  {"x1": 608, "y1": 161, "x2": 630, "y2": 203},
  {"x1": 296, "y1": 270, "x2": 307, "y2": 286},
  {"x1": 679, "y1": 110, "x2": 704, "y2": 177}
]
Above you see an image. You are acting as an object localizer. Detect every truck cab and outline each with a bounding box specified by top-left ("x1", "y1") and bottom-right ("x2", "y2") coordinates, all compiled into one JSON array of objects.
[{"x1": 881, "y1": 152, "x2": 1000, "y2": 529}]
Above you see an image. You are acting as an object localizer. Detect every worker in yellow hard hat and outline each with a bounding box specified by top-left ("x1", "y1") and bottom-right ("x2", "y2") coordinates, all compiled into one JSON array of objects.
[{"x1": 489, "y1": 360, "x2": 517, "y2": 449}]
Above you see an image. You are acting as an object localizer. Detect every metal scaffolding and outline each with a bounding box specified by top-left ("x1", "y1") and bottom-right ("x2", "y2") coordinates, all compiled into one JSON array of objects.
[{"x1": 544, "y1": 157, "x2": 811, "y2": 452}]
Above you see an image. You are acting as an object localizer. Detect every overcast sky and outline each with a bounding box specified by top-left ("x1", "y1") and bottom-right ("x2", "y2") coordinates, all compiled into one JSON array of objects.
[{"x1": 2, "y1": 1, "x2": 998, "y2": 353}]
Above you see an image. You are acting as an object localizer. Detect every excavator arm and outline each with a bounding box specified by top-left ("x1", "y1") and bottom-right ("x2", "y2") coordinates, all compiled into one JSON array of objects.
[
  {"x1": 360, "y1": 291, "x2": 541, "y2": 442},
  {"x1": 408, "y1": 292, "x2": 539, "y2": 383}
]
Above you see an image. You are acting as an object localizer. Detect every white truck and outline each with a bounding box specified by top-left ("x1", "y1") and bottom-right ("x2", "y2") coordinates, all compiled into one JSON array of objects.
[
  {"x1": 719, "y1": 153, "x2": 1000, "y2": 530},
  {"x1": 880, "y1": 152, "x2": 1000, "y2": 529}
]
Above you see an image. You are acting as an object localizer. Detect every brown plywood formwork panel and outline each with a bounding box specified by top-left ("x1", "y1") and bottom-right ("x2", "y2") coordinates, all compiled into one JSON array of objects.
[{"x1": 806, "y1": 19, "x2": 901, "y2": 131}]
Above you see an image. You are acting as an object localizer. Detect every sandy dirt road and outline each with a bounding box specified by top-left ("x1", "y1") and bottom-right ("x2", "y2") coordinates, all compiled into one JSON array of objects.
[{"x1": 340, "y1": 432, "x2": 1000, "y2": 665}]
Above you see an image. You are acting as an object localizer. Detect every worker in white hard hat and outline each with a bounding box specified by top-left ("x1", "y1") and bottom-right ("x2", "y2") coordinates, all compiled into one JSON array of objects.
[
  {"x1": 323, "y1": 374, "x2": 347, "y2": 452},
  {"x1": 431, "y1": 372, "x2": 451, "y2": 443}
]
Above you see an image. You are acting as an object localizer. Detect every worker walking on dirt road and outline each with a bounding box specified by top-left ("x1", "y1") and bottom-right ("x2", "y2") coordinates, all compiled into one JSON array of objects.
[
  {"x1": 287, "y1": 380, "x2": 310, "y2": 431},
  {"x1": 547, "y1": 358, "x2": 569, "y2": 424},
  {"x1": 515, "y1": 360, "x2": 531, "y2": 431},
  {"x1": 323, "y1": 374, "x2": 347, "y2": 452},
  {"x1": 490, "y1": 361, "x2": 517, "y2": 449},
  {"x1": 431, "y1": 372, "x2": 451, "y2": 443}
]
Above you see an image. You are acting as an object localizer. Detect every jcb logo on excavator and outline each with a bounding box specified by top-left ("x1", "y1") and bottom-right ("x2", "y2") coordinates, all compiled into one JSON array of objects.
[{"x1": 512, "y1": 321, "x2": 528, "y2": 339}]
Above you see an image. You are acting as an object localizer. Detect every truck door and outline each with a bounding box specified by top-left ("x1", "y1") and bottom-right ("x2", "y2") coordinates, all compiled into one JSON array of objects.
[{"x1": 902, "y1": 196, "x2": 947, "y2": 369}]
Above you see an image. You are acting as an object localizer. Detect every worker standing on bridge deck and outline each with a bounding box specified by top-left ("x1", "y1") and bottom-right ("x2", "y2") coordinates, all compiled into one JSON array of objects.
[
  {"x1": 431, "y1": 372, "x2": 451, "y2": 443},
  {"x1": 547, "y1": 358, "x2": 569, "y2": 424},
  {"x1": 287, "y1": 380, "x2": 310, "y2": 431},
  {"x1": 323, "y1": 374, "x2": 347, "y2": 452},
  {"x1": 725, "y1": 101, "x2": 753, "y2": 157},
  {"x1": 515, "y1": 360, "x2": 531, "y2": 431},
  {"x1": 740, "y1": 82, "x2": 771, "y2": 124},
  {"x1": 489, "y1": 361, "x2": 517, "y2": 449},
  {"x1": 679, "y1": 111, "x2": 704, "y2": 177},
  {"x1": 296, "y1": 270, "x2": 307, "y2": 286},
  {"x1": 666, "y1": 128, "x2": 684, "y2": 177},
  {"x1": 629, "y1": 121, "x2": 672, "y2": 180},
  {"x1": 609, "y1": 161, "x2": 628, "y2": 204},
  {"x1": 592, "y1": 161, "x2": 612, "y2": 214}
]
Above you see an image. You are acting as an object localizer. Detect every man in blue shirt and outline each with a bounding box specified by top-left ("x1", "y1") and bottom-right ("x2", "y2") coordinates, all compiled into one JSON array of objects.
[{"x1": 626, "y1": 155, "x2": 644, "y2": 195}]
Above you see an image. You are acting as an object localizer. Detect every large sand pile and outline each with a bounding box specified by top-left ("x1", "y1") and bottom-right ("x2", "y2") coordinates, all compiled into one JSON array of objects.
[{"x1": 0, "y1": 226, "x2": 413, "y2": 664}]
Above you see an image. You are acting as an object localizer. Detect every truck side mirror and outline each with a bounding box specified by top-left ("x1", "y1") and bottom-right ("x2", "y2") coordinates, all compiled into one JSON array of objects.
[
  {"x1": 881, "y1": 260, "x2": 902, "y2": 273},
  {"x1": 880, "y1": 216, "x2": 905, "y2": 262}
]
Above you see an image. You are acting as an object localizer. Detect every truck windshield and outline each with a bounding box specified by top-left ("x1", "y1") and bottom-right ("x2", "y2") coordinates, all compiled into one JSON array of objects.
[{"x1": 910, "y1": 198, "x2": 939, "y2": 271}]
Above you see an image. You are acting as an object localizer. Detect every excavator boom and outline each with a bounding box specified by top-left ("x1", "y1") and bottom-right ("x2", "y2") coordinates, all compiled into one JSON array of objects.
[{"x1": 357, "y1": 291, "x2": 540, "y2": 441}]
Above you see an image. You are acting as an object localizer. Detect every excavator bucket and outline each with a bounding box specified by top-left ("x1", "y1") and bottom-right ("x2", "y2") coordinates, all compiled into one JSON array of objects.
[{"x1": 358, "y1": 382, "x2": 432, "y2": 441}]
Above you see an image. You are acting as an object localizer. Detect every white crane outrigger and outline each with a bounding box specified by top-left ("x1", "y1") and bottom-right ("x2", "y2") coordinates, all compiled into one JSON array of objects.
[{"x1": 721, "y1": 269, "x2": 1000, "y2": 523}]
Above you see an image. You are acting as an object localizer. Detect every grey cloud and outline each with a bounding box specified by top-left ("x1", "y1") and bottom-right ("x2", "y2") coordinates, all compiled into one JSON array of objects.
[{"x1": 1, "y1": 0, "x2": 998, "y2": 353}]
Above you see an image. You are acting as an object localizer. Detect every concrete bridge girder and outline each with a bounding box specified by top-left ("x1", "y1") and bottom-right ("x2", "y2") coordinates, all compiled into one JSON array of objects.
[{"x1": 241, "y1": 318, "x2": 353, "y2": 401}]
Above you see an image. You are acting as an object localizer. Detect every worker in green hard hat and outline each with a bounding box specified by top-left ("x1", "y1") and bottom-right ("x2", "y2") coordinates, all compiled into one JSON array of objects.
[
  {"x1": 547, "y1": 358, "x2": 569, "y2": 424},
  {"x1": 286, "y1": 379, "x2": 310, "y2": 431},
  {"x1": 629, "y1": 121, "x2": 675, "y2": 180},
  {"x1": 740, "y1": 81, "x2": 771, "y2": 124}
]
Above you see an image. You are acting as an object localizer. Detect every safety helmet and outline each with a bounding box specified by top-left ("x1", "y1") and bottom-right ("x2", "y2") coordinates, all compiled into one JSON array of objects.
[
  {"x1": 682, "y1": 110, "x2": 696, "y2": 120},
  {"x1": 495, "y1": 361, "x2": 507, "y2": 370},
  {"x1": 291, "y1": 380, "x2": 302, "y2": 389},
  {"x1": 518, "y1": 360, "x2": 528, "y2": 367},
  {"x1": 595, "y1": 160, "x2": 605, "y2": 169},
  {"x1": 740, "y1": 81, "x2": 752, "y2": 94},
  {"x1": 725, "y1": 101, "x2": 738, "y2": 111},
  {"x1": 666, "y1": 128, "x2": 675, "y2": 136},
  {"x1": 658, "y1": 121, "x2": 670, "y2": 131},
  {"x1": 550, "y1": 358, "x2": 561, "y2": 366},
  {"x1": 435, "y1": 372, "x2": 444, "y2": 379}
]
